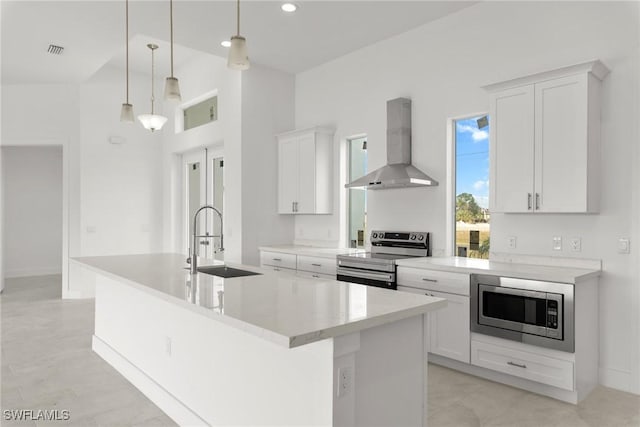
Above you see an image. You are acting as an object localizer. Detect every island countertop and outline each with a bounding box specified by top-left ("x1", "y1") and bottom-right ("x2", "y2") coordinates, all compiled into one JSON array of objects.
[{"x1": 72, "y1": 253, "x2": 446, "y2": 348}]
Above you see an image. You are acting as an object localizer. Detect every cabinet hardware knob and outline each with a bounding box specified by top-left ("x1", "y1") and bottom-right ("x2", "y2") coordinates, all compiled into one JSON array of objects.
[
  {"x1": 507, "y1": 361, "x2": 527, "y2": 369},
  {"x1": 527, "y1": 193, "x2": 532, "y2": 210},
  {"x1": 535, "y1": 193, "x2": 540, "y2": 210}
]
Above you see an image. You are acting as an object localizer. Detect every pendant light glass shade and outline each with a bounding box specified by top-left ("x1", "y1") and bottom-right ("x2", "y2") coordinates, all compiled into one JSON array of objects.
[
  {"x1": 138, "y1": 44, "x2": 167, "y2": 132},
  {"x1": 164, "y1": 76, "x2": 181, "y2": 101},
  {"x1": 120, "y1": 103, "x2": 134, "y2": 122},
  {"x1": 164, "y1": 0, "x2": 182, "y2": 101},
  {"x1": 228, "y1": 36, "x2": 249, "y2": 70},
  {"x1": 227, "y1": 0, "x2": 250, "y2": 71},
  {"x1": 138, "y1": 114, "x2": 168, "y2": 132}
]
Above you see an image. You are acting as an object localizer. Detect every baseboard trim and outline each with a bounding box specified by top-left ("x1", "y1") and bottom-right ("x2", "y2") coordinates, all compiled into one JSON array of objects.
[
  {"x1": 599, "y1": 366, "x2": 638, "y2": 395},
  {"x1": 6, "y1": 268, "x2": 62, "y2": 278},
  {"x1": 92, "y1": 335, "x2": 209, "y2": 427}
]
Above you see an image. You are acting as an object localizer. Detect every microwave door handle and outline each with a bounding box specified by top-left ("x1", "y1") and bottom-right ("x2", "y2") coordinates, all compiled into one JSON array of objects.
[{"x1": 486, "y1": 286, "x2": 547, "y2": 300}]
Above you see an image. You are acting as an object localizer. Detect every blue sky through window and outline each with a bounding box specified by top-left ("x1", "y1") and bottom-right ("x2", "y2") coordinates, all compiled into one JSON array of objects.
[{"x1": 456, "y1": 116, "x2": 490, "y2": 209}]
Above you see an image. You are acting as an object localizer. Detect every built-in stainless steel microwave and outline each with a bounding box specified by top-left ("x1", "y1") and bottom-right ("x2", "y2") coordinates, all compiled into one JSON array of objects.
[{"x1": 471, "y1": 274, "x2": 574, "y2": 352}]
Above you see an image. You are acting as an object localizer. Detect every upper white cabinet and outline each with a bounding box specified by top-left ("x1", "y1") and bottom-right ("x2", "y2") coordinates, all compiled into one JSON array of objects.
[
  {"x1": 277, "y1": 127, "x2": 334, "y2": 214},
  {"x1": 485, "y1": 60, "x2": 609, "y2": 213}
]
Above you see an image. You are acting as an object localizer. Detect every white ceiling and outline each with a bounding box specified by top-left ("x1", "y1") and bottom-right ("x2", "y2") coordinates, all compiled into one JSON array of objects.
[{"x1": 1, "y1": 1, "x2": 478, "y2": 84}]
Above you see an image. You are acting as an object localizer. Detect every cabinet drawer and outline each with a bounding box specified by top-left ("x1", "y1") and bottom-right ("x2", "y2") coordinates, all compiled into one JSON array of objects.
[
  {"x1": 297, "y1": 255, "x2": 336, "y2": 276},
  {"x1": 397, "y1": 267, "x2": 470, "y2": 296},
  {"x1": 266, "y1": 266, "x2": 297, "y2": 275},
  {"x1": 296, "y1": 271, "x2": 336, "y2": 280},
  {"x1": 471, "y1": 339, "x2": 574, "y2": 391},
  {"x1": 260, "y1": 251, "x2": 297, "y2": 270}
]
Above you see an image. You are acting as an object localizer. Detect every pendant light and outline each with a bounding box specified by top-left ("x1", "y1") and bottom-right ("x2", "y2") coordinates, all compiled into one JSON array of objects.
[
  {"x1": 227, "y1": 0, "x2": 250, "y2": 70},
  {"x1": 120, "y1": 0, "x2": 134, "y2": 122},
  {"x1": 163, "y1": 0, "x2": 181, "y2": 101},
  {"x1": 138, "y1": 44, "x2": 168, "y2": 132}
]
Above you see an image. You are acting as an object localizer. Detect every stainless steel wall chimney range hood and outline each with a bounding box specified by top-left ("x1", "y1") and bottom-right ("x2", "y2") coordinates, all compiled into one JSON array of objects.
[{"x1": 345, "y1": 98, "x2": 438, "y2": 190}]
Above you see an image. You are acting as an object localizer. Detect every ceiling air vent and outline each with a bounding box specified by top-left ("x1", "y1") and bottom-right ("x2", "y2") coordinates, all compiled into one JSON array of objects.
[{"x1": 47, "y1": 44, "x2": 64, "y2": 55}]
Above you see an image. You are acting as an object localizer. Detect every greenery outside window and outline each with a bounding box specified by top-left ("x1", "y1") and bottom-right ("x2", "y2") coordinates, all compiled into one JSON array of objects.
[{"x1": 454, "y1": 115, "x2": 490, "y2": 258}]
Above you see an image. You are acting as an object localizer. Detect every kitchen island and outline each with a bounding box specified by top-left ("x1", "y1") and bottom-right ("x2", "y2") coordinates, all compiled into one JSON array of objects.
[{"x1": 72, "y1": 254, "x2": 446, "y2": 427}]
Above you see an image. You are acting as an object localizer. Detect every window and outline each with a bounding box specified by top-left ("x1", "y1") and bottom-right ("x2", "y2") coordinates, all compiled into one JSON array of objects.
[
  {"x1": 348, "y1": 137, "x2": 368, "y2": 248},
  {"x1": 454, "y1": 115, "x2": 490, "y2": 258},
  {"x1": 183, "y1": 96, "x2": 218, "y2": 131}
]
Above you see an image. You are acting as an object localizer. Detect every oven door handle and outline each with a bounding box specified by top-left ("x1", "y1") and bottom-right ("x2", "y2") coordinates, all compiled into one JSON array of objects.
[
  {"x1": 481, "y1": 284, "x2": 547, "y2": 300},
  {"x1": 337, "y1": 259, "x2": 395, "y2": 272},
  {"x1": 337, "y1": 267, "x2": 394, "y2": 283}
]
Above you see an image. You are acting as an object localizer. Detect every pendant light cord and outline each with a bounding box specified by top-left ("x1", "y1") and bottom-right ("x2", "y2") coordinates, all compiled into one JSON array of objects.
[
  {"x1": 236, "y1": 0, "x2": 240, "y2": 36},
  {"x1": 150, "y1": 46, "x2": 155, "y2": 114},
  {"x1": 169, "y1": 0, "x2": 174, "y2": 78},
  {"x1": 125, "y1": 0, "x2": 129, "y2": 103}
]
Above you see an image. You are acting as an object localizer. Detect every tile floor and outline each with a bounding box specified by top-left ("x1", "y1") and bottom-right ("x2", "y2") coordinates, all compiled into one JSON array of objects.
[{"x1": 1, "y1": 275, "x2": 639, "y2": 426}]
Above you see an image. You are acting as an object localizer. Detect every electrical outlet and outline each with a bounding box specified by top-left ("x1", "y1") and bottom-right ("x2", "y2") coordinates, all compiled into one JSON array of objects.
[
  {"x1": 552, "y1": 236, "x2": 562, "y2": 251},
  {"x1": 618, "y1": 238, "x2": 630, "y2": 254},
  {"x1": 165, "y1": 336, "x2": 172, "y2": 356},
  {"x1": 337, "y1": 366, "x2": 353, "y2": 397},
  {"x1": 570, "y1": 237, "x2": 582, "y2": 252},
  {"x1": 507, "y1": 236, "x2": 517, "y2": 249}
]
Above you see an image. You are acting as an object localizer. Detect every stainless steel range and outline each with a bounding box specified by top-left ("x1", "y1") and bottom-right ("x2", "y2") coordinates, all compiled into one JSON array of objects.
[{"x1": 337, "y1": 231, "x2": 431, "y2": 290}]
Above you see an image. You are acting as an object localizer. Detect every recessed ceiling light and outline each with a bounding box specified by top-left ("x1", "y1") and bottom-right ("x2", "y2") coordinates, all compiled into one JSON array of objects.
[
  {"x1": 221, "y1": 40, "x2": 231, "y2": 48},
  {"x1": 281, "y1": 3, "x2": 297, "y2": 13}
]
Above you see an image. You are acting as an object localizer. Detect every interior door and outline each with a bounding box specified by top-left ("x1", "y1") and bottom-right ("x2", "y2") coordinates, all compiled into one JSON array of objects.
[
  {"x1": 207, "y1": 148, "x2": 224, "y2": 261},
  {"x1": 183, "y1": 150, "x2": 207, "y2": 258}
]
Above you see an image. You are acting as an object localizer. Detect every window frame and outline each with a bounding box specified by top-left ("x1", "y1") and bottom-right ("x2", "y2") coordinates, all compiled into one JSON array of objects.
[
  {"x1": 175, "y1": 89, "x2": 219, "y2": 134},
  {"x1": 447, "y1": 112, "x2": 490, "y2": 257}
]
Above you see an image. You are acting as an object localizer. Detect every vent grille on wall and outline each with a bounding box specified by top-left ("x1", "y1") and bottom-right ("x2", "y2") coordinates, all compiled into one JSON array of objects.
[{"x1": 47, "y1": 44, "x2": 64, "y2": 55}]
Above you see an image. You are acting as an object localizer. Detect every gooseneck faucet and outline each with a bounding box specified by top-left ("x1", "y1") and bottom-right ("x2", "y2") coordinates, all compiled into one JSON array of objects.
[{"x1": 189, "y1": 205, "x2": 224, "y2": 274}]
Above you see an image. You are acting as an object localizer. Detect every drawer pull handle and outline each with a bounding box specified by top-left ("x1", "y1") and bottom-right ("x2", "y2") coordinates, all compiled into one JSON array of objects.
[
  {"x1": 312, "y1": 275, "x2": 319, "y2": 278},
  {"x1": 507, "y1": 361, "x2": 527, "y2": 369},
  {"x1": 274, "y1": 267, "x2": 281, "y2": 271},
  {"x1": 311, "y1": 263, "x2": 322, "y2": 267},
  {"x1": 422, "y1": 278, "x2": 438, "y2": 283},
  {"x1": 272, "y1": 258, "x2": 282, "y2": 262}
]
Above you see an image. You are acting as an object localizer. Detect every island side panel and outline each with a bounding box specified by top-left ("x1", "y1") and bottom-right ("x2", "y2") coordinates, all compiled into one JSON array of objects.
[
  {"x1": 348, "y1": 315, "x2": 427, "y2": 427},
  {"x1": 94, "y1": 274, "x2": 334, "y2": 426}
]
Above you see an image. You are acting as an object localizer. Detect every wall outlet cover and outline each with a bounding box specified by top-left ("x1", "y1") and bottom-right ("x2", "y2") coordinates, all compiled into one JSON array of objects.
[
  {"x1": 507, "y1": 236, "x2": 517, "y2": 249},
  {"x1": 552, "y1": 236, "x2": 562, "y2": 251},
  {"x1": 618, "y1": 238, "x2": 630, "y2": 254},
  {"x1": 337, "y1": 366, "x2": 353, "y2": 397},
  {"x1": 570, "y1": 237, "x2": 582, "y2": 252}
]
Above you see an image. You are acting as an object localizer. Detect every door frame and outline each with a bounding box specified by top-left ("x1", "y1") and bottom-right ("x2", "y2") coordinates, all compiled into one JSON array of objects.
[{"x1": 1, "y1": 138, "x2": 69, "y2": 297}]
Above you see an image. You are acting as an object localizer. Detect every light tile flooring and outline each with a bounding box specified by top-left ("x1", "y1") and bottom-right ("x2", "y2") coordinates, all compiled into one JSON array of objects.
[{"x1": 2, "y1": 275, "x2": 639, "y2": 427}]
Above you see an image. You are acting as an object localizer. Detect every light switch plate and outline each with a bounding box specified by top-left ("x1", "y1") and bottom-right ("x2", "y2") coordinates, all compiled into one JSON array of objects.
[
  {"x1": 507, "y1": 236, "x2": 517, "y2": 249},
  {"x1": 552, "y1": 236, "x2": 562, "y2": 251},
  {"x1": 570, "y1": 237, "x2": 581, "y2": 252},
  {"x1": 618, "y1": 238, "x2": 630, "y2": 254}
]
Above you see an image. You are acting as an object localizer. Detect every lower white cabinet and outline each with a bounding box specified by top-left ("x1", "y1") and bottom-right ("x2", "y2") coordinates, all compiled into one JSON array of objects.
[
  {"x1": 397, "y1": 281, "x2": 471, "y2": 364},
  {"x1": 471, "y1": 336, "x2": 574, "y2": 391},
  {"x1": 259, "y1": 251, "x2": 338, "y2": 279}
]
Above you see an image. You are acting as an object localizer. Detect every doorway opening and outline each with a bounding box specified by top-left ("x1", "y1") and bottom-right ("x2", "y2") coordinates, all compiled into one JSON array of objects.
[{"x1": 183, "y1": 147, "x2": 224, "y2": 262}]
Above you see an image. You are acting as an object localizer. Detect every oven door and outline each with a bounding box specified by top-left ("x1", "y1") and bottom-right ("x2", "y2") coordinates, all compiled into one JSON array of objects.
[
  {"x1": 336, "y1": 267, "x2": 396, "y2": 290},
  {"x1": 478, "y1": 284, "x2": 562, "y2": 339}
]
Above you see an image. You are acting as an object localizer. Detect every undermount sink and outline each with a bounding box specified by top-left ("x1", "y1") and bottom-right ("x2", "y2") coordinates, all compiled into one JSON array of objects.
[{"x1": 197, "y1": 265, "x2": 262, "y2": 279}]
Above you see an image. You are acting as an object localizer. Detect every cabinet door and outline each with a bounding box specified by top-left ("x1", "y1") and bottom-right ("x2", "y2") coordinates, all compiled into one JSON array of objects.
[
  {"x1": 296, "y1": 134, "x2": 317, "y2": 214},
  {"x1": 490, "y1": 85, "x2": 535, "y2": 213},
  {"x1": 278, "y1": 138, "x2": 299, "y2": 214},
  {"x1": 534, "y1": 74, "x2": 588, "y2": 212},
  {"x1": 428, "y1": 291, "x2": 470, "y2": 364}
]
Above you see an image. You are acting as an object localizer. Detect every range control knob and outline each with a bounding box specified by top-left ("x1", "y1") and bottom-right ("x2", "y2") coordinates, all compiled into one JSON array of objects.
[
  {"x1": 379, "y1": 233, "x2": 385, "y2": 239},
  {"x1": 410, "y1": 234, "x2": 417, "y2": 240},
  {"x1": 418, "y1": 235, "x2": 425, "y2": 241},
  {"x1": 372, "y1": 233, "x2": 378, "y2": 239}
]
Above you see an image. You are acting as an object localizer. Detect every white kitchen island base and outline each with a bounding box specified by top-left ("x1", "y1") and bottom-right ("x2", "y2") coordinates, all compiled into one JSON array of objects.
[{"x1": 83, "y1": 256, "x2": 441, "y2": 427}]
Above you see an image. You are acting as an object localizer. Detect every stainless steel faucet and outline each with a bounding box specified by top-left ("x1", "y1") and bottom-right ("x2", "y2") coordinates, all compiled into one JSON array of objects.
[{"x1": 188, "y1": 205, "x2": 224, "y2": 274}]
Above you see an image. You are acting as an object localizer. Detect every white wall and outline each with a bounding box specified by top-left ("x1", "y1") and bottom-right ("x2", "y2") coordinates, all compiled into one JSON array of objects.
[
  {"x1": 162, "y1": 54, "x2": 295, "y2": 266},
  {"x1": 2, "y1": 147, "x2": 63, "y2": 277},
  {"x1": 294, "y1": 1, "x2": 639, "y2": 394},
  {"x1": 1, "y1": 66, "x2": 165, "y2": 297}
]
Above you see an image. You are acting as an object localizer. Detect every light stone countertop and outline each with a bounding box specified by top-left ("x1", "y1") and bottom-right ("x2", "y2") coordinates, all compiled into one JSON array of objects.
[
  {"x1": 395, "y1": 256, "x2": 601, "y2": 284},
  {"x1": 258, "y1": 245, "x2": 366, "y2": 258},
  {"x1": 72, "y1": 253, "x2": 446, "y2": 348}
]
